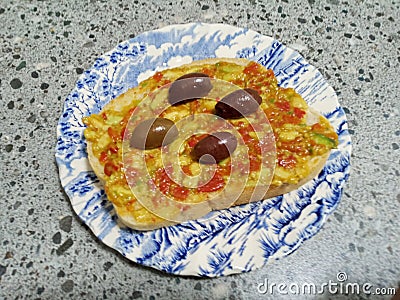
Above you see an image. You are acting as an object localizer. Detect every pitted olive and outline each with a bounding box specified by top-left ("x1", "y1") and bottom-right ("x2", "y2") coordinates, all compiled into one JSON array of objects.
[
  {"x1": 168, "y1": 72, "x2": 212, "y2": 105},
  {"x1": 193, "y1": 132, "x2": 237, "y2": 164},
  {"x1": 215, "y1": 88, "x2": 262, "y2": 119},
  {"x1": 130, "y1": 118, "x2": 178, "y2": 150}
]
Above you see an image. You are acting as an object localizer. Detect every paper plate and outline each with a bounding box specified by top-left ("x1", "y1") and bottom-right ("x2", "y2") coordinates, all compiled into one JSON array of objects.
[{"x1": 55, "y1": 22, "x2": 351, "y2": 277}]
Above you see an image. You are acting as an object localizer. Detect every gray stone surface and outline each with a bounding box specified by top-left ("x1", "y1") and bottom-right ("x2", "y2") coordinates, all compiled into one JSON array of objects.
[{"x1": 0, "y1": 0, "x2": 399, "y2": 299}]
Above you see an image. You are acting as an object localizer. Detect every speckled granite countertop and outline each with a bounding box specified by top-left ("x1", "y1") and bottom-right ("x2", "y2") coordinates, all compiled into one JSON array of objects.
[{"x1": 0, "y1": 0, "x2": 399, "y2": 299}]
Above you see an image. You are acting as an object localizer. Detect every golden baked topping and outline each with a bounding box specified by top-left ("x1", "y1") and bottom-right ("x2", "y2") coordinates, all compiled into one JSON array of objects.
[{"x1": 82, "y1": 58, "x2": 338, "y2": 229}]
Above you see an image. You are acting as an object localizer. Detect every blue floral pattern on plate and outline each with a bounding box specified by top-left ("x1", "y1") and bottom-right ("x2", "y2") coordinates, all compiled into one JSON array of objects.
[{"x1": 55, "y1": 22, "x2": 351, "y2": 277}]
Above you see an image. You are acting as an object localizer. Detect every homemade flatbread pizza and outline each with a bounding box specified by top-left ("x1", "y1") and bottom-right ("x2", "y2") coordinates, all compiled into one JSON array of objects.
[{"x1": 83, "y1": 58, "x2": 338, "y2": 230}]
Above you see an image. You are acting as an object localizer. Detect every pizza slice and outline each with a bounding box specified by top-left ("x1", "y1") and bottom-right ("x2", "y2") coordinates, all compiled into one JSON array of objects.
[{"x1": 83, "y1": 58, "x2": 338, "y2": 230}]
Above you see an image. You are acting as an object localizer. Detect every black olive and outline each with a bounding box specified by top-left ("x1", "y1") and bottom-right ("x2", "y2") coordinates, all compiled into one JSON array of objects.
[
  {"x1": 215, "y1": 88, "x2": 262, "y2": 119},
  {"x1": 193, "y1": 132, "x2": 237, "y2": 164},
  {"x1": 168, "y1": 72, "x2": 212, "y2": 105},
  {"x1": 130, "y1": 118, "x2": 178, "y2": 150}
]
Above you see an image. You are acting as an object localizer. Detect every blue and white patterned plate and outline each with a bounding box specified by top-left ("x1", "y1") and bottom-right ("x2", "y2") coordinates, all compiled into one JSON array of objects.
[{"x1": 56, "y1": 23, "x2": 351, "y2": 277}]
